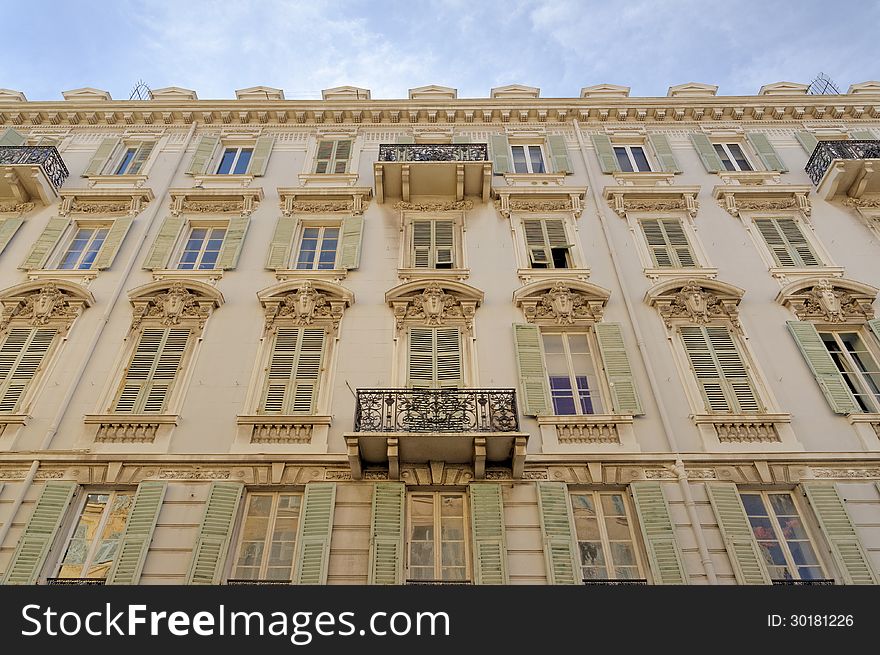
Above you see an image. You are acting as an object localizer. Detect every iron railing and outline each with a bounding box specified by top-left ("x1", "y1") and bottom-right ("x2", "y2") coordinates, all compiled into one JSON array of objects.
[
  {"x1": 226, "y1": 579, "x2": 291, "y2": 585},
  {"x1": 378, "y1": 143, "x2": 489, "y2": 163},
  {"x1": 0, "y1": 145, "x2": 69, "y2": 190},
  {"x1": 771, "y1": 579, "x2": 835, "y2": 586},
  {"x1": 46, "y1": 577, "x2": 106, "y2": 585},
  {"x1": 583, "y1": 579, "x2": 649, "y2": 586},
  {"x1": 354, "y1": 388, "x2": 519, "y2": 433},
  {"x1": 405, "y1": 579, "x2": 473, "y2": 585},
  {"x1": 805, "y1": 139, "x2": 880, "y2": 186}
]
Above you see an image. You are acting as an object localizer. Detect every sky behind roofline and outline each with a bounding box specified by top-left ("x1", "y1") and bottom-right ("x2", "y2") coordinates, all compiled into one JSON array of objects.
[{"x1": 2, "y1": 0, "x2": 877, "y2": 101}]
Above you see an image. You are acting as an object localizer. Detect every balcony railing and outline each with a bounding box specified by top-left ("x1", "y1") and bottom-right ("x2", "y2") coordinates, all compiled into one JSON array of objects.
[
  {"x1": 354, "y1": 388, "x2": 519, "y2": 433},
  {"x1": 0, "y1": 145, "x2": 69, "y2": 191},
  {"x1": 46, "y1": 577, "x2": 106, "y2": 585},
  {"x1": 771, "y1": 579, "x2": 835, "y2": 586},
  {"x1": 805, "y1": 139, "x2": 880, "y2": 186},
  {"x1": 378, "y1": 143, "x2": 489, "y2": 163},
  {"x1": 226, "y1": 579, "x2": 291, "y2": 585},
  {"x1": 583, "y1": 579, "x2": 649, "y2": 586},
  {"x1": 406, "y1": 579, "x2": 473, "y2": 585}
]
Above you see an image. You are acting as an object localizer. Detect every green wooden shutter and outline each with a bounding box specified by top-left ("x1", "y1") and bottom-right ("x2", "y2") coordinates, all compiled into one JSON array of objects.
[
  {"x1": 546, "y1": 134, "x2": 572, "y2": 174},
  {"x1": 802, "y1": 483, "x2": 877, "y2": 584},
  {"x1": 469, "y1": 483, "x2": 508, "y2": 585},
  {"x1": 787, "y1": 321, "x2": 859, "y2": 414},
  {"x1": 489, "y1": 134, "x2": 512, "y2": 174},
  {"x1": 106, "y1": 481, "x2": 167, "y2": 585},
  {"x1": 630, "y1": 482, "x2": 687, "y2": 584},
  {"x1": 705, "y1": 482, "x2": 771, "y2": 585},
  {"x1": 142, "y1": 216, "x2": 185, "y2": 270},
  {"x1": 368, "y1": 482, "x2": 405, "y2": 585},
  {"x1": 0, "y1": 128, "x2": 26, "y2": 146},
  {"x1": 126, "y1": 140, "x2": 155, "y2": 175},
  {"x1": 339, "y1": 215, "x2": 364, "y2": 269},
  {"x1": 187, "y1": 135, "x2": 220, "y2": 176},
  {"x1": 746, "y1": 132, "x2": 788, "y2": 172},
  {"x1": 641, "y1": 218, "x2": 695, "y2": 268},
  {"x1": 795, "y1": 131, "x2": 819, "y2": 154},
  {"x1": 261, "y1": 327, "x2": 325, "y2": 415},
  {"x1": 433, "y1": 219, "x2": 454, "y2": 267},
  {"x1": 513, "y1": 323, "x2": 551, "y2": 416},
  {"x1": 680, "y1": 325, "x2": 761, "y2": 413},
  {"x1": 186, "y1": 482, "x2": 243, "y2": 584},
  {"x1": 0, "y1": 327, "x2": 57, "y2": 412},
  {"x1": 537, "y1": 482, "x2": 578, "y2": 585},
  {"x1": 216, "y1": 216, "x2": 249, "y2": 270},
  {"x1": 395, "y1": 135, "x2": 415, "y2": 145},
  {"x1": 595, "y1": 322, "x2": 643, "y2": 415},
  {"x1": 868, "y1": 319, "x2": 880, "y2": 344},
  {"x1": 266, "y1": 215, "x2": 297, "y2": 269},
  {"x1": 849, "y1": 129, "x2": 875, "y2": 140},
  {"x1": 452, "y1": 134, "x2": 471, "y2": 144},
  {"x1": 523, "y1": 219, "x2": 551, "y2": 265},
  {"x1": 247, "y1": 135, "x2": 274, "y2": 176},
  {"x1": 754, "y1": 218, "x2": 795, "y2": 267},
  {"x1": 407, "y1": 327, "x2": 462, "y2": 388},
  {"x1": 293, "y1": 482, "x2": 336, "y2": 584},
  {"x1": 20, "y1": 217, "x2": 69, "y2": 269},
  {"x1": 332, "y1": 140, "x2": 352, "y2": 173},
  {"x1": 648, "y1": 134, "x2": 681, "y2": 173},
  {"x1": 690, "y1": 133, "x2": 725, "y2": 173},
  {"x1": 92, "y1": 216, "x2": 133, "y2": 270},
  {"x1": 2, "y1": 481, "x2": 77, "y2": 584},
  {"x1": 435, "y1": 327, "x2": 462, "y2": 388},
  {"x1": 83, "y1": 137, "x2": 119, "y2": 176},
  {"x1": 0, "y1": 217, "x2": 24, "y2": 256},
  {"x1": 412, "y1": 220, "x2": 433, "y2": 268},
  {"x1": 590, "y1": 134, "x2": 620, "y2": 173},
  {"x1": 114, "y1": 327, "x2": 191, "y2": 414}
]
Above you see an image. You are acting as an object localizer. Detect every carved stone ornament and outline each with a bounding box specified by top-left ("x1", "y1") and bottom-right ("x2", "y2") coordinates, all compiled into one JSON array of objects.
[
  {"x1": 390, "y1": 281, "x2": 478, "y2": 330},
  {"x1": 264, "y1": 281, "x2": 347, "y2": 329},
  {"x1": 0, "y1": 282, "x2": 91, "y2": 334},
  {"x1": 131, "y1": 282, "x2": 215, "y2": 329},
  {"x1": 170, "y1": 189, "x2": 262, "y2": 217},
  {"x1": 843, "y1": 196, "x2": 880, "y2": 209},
  {"x1": 289, "y1": 200, "x2": 352, "y2": 213},
  {"x1": 517, "y1": 281, "x2": 607, "y2": 324},
  {"x1": 59, "y1": 190, "x2": 152, "y2": 217},
  {"x1": 494, "y1": 192, "x2": 584, "y2": 219},
  {"x1": 393, "y1": 199, "x2": 473, "y2": 212},
  {"x1": 605, "y1": 190, "x2": 699, "y2": 219},
  {"x1": 713, "y1": 188, "x2": 811, "y2": 217},
  {"x1": 0, "y1": 202, "x2": 35, "y2": 214},
  {"x1": 783, "y1": 278, "x2": 875, "y2": 323},
  {"x1": 647, "y1": 279, "x2": 743, "y2": 329}
]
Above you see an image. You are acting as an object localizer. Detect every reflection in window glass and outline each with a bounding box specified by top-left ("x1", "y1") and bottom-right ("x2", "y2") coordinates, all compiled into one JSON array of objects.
[
  {"x1": 571, "y1": 492, "x2": 641, "y2": 580},
  {"x1": 408, "y1": 492, "x2": 467, "y2": 582},
  {"x1": 233, "y1": 493, "x2": 302, "y2": 581},
  {"x1": 58, "y1": 492, "x2": 134, "y2": 579},
  {"x1": 178, "y1": 227, "x2": 226, "y2": 270}
]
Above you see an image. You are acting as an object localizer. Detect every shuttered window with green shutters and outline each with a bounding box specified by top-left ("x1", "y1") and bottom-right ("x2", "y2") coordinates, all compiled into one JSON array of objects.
[
  {"x1": 595, "y1": 322, "x2": 643, "y2": 415},
  {"x1": 815, "y1": 329, "x2": 880, "y2": 413},
  {"x1": 293, "y1": 482, "x2": 336, "y2": 585},
  {"x1": 746, "y1": 132, "x2": 788, "y2": 172},
  {"x1": 541, "y1": 331, "x2": 604, "y2": 415},
  {"x1": 640, "y1": 218, "x2": 697, "y2": 268},
  {"x1": 705, "y1": 482, "x2": 771, "y2": 585},
  {"x1": 469, "y1": 484, "x2": 508, "y2": 585},
  {"x1": 522, "y1": 218, "x2": 571, "y2": 268},
  {"x1": 0, "y1": 216, "x2": 24, "y2": 258},
  {"x1": 23, "y1": 217, "x2": 133, "y2": 272},
  {"x1": 407, "y1": 491, "x2": 469, "y2": 583},
  {"x1": 230, "y1": 492, "x2": 302, "y2": 582},
  {"x1": 537, "y1": 481, "x2": 578, "y2": 585},
  {"x1": 411, "y1": 219, "x2": 455, "y2": 269},
  {"x1": 648, "y1": 134, "x2": 681, "y2": 173},
  {"x1": 570, "y1": 491, "x2": 644, "y2": 581},
  {"x1": 261, "y1": 327, "x2": 325, "y2": 415},
  {"x1": 106, "y1": 481, "x2": 167, "y2": 585},
  {"x1": 109, "y1": 140, "x2": 156, "y2": 176},
  {"x1": 368, "y1": 482, "x2": 405, "y2": 584},
  {"x1": 113, "y1": 327, "x2": 191, "y2": 414},
  {"x1": 786, "y1": 321, "x2": 860, "y2": 415},
  {"x1": 630, "y1": 482, "x2": 687, "y2": 584},
  {"x1": 314, "y1": 139, "x2": 352, "y2": 174},
  {"x1": 0, "y1": 327, "x2": 57, "y2": 413},
  {"x1": 407, "y1": 326, "x2": 462, "y2": 388},
  {"x1": 186, "y1": 482, "x2": 244, "y2": 584},
  {"x1": 753, "y1": 218, "x2": 821, "y2": 268},
  {"x1": 513, "y1": 323, "x2": 551, "y2": 416}
]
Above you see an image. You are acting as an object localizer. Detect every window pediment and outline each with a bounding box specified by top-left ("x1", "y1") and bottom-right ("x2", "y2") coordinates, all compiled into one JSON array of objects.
[
  {"x1": 646, "y1": 278, "x2": 744, "y2": 328},
  {"x1": 257, "y1": 279, "x2": 354, "y2": 330},
  {"x1": 278, "y1": 186, "x2": 372, "y2": 216},
  {"x1": 493, "y1": 187, "x2": 587, "y2": 219},
  {"x1": 602, "y1": 185, "x2": 700, "y2": 219},
  {"x1": 128, "y1": 280, "x2": 223, "y2": 331},
  {"x1": 59, "y1": 188, "x2": 154, "y2": 216},
  {"x1": 385, "y1": 280, "x2": 483, "y2": 330},
  {"x1": 513, "y1": 279, "x2": 610, "y2": 325},
  {"x1": 168, "y1": 187, "x2": 263, "y2": 217},
  {"x1": 0, "y1": 280, "x2": 93, "y2": 334},
  {"x1": 711, "y1": 184, "x2": 812, "y2": 218},
  {"x1": 776, "y1": 277, "x2": 878, "y2": 323}
]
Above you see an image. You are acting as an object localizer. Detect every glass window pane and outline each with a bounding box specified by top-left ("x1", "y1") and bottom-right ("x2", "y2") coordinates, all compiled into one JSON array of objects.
[
  {"x1": 714, "y1": 144, "x2": 735, "y2": 171},
  {"x1": 217, "y1": 149, "x2": 236, "y2": 175},
  {"x1": 614, "y1": 147, "x2": 634, "y2": 173},
  {"x1": 631, "y1": 147, "x2": 650, "y2": 172},
  {"x1": 116, "y1": 148, "x2": 137, "y2": 175},
  {"x1": 727, "y1": 143, "x2": 751, "y2": 171},
  {"x1": 233, "y1": 148, "x2": 253, "y2": 175},
  {"x1": 511, "y1": 146, "x2": 528, "y2": 174},
  {"x1": 528, "y1": 146, "x2": 545, "y2": 173},
  {"x1": 740, "y1": 493, "x2": 767, "y2": 516}
]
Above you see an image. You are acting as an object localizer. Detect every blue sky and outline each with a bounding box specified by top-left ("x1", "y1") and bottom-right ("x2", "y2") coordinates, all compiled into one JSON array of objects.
[{"x1": 3, "y1": 0, "x2": 878, "y2": 100}]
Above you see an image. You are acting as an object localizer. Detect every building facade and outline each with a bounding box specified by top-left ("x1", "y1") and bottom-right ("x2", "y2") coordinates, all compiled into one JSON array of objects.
[{"x1": 0, "y1": 80, "x2": 879, "y2": 585}]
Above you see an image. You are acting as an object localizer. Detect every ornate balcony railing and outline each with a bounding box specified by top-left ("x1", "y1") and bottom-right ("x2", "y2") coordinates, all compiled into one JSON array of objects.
[
  {"x1": 583, "y1": 579, "x2": 649, "y2": 586},
  {"x1": 378, "y1": 143, "x2": 489, "y2": 163},
  {"x1": 771, "y1": 579, "x2": 835, "y2": 586},
  {"x1": 46, "y1": 577, "x2": 106, "y2": 585},
  {"x1": 0, "y1": 145, "x2": 69, "y2": 190},
  {"x1": 406, "y1": 579, "x2": 473, "y2": 585},
  {"x1": 354, "y1": 388, "x2": 519, "y2": 433},
  {"x1": 805, "y1": 139, "x2": 880, "y2": 186},
  {"x1": 226, "y1": 579, "x2": 291, "y2": 585}
]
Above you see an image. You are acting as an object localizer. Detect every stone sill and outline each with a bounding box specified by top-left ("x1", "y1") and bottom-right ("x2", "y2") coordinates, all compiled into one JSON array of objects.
[
  {"x1": 692, "y1": 413, "x2": 791, "y2": 425},
  {"x1": 85, "y1": 174, "x2": 149, "y2": 188},
  {"x1": 848, "y1": 413, "x2": 880, "y2": 425},
  {"x1": 537, "y1": 414, "x2": 633, "y2": 426},
  {"x1": 612, "y1": 171, "x2": 677, "y2": 186},
  {"x1": 769, "y1": 266, "x2": 844, "y2": 281},
  {"x1": 298, "y1": 173, "x2": 360, "y2": 187},
  {"x1": 716, "y1": 171, "x2": 782, "y2": 186},
  {"x1": 191, "y1": 174, "x2": 255, "y2": 188},
  {"x1": 517, "y1": 267, "x2": 590, "y2": 282},
  {"x1": 27, "y1": 269, "x2": 98, "y2": 285},
  {"x1": 84, "y1": 413, "x2": 179, "y2": 425},
  {"x1": 500, "y1": 172, "x2": 567, "y2": 186},
  {"x1": 644, "y1": 267, "x2": 717, "y2": 280},
  {"x1": 0, "y1": 414, "x2": 29, "y2": 426},
  {"x1": 274, "y1": 268, "x2": 347, "y2": 282},
  {"x1": 397, "y1": 267, "x2": 469, "y2": 281},
  {"x1": 236, "y1": 414, "x2": 332, "y2": 426},
  {"x1": 151, "y1": 269, "x2": 224, "y2": 283}
]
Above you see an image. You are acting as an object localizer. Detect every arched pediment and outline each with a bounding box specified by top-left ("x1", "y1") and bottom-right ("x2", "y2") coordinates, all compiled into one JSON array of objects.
[
  {"x1": 385, "y1": 280, "x2": 483, "y2": 330},
  {"x1": 645, "y1": 278, "x2": 744, "y2": 328},
  {"x1": 0, "y1": 279, "x2": 94, "y2": 334},
  {"x1": 127, "y1": 280, "x2": 224, "y2": 329},
  {"x1": 513, "y1": 279, "x2": 611, "y2": 324},
  {"x1": 257, "y1": 279, "x2": 354, "y2": 329},
  {"x1": 776, "y1": 276, "x2": 877, "y2": 323}
]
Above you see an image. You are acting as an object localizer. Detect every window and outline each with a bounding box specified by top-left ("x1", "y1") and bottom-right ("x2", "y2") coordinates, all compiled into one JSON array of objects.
[
  {"x1": 55, "y1": 491, "x2": 133, "y2": 580},
  {"x1": 261, "y1": 327, "x2": 325, "y2": 414},
  {"x1": 819, "y1": 330, "x2": 880, "y2": 412},
  {"x1": 0, "y1": 327, "x2": 57, "y2": 412},
  {"x1": 114, "y1": 147, "x2": 138, "y2": 175},
  {"x1": 613, "y1": 145, "x2": 652, "y2": 173},
  {"x1": 408, "y1": 327, "x2": 462, "y2": 388},
  {"x1": 523, "y1": 218, "x2": 571, "y2": 269},
  {"x1": 231, "y1": 493, "x2": 302, "y2": 582},
  {"x1": 294, "y1": 225, "x2": 340, "y2": 270},
  {"x1": 571, "y1": 492, "x2": 643, "y2": 581},
  {"x1": 315, "y1": 139, "x2": 352, "y2": 174},
  {"x1": 740, "y1": 492, "x2": 825, "y2": 581},
  {"x1": 57, "y1": 226, "x2": 110, "y2": 270},
  {"x1": 713, "y1": 143, "x2": 753, "y2": 172},
  {"x1": 680, "y1": 325, "x2": 761, "y2": 413},
  {"x1": 177, "y1": 226, "x2": 226, "y2": 270},
  {"x1": 639, "y1": 218, "x2": 697, "y2": 268},
  {"x1": 407, "y1": 491, "x2": 469, "y2": 582},
  {"x1": 412, "y1": 219, "x2": 454, "y2": 269},
  {"x1": 510, "y1": 144, "x2": 546, "y2": 174},
  {"x1": 216, "y1": 146, "x2": 254, "y2": 175},
  {"x1": 113, "y1": 328, "x2": 191, "y2": 414},
  {"x1": 542, "y1": 332, "x2": 603, "y2": 415},
  {"x1": 753, "y1": 218, "x2": 821, "y2": 268}
]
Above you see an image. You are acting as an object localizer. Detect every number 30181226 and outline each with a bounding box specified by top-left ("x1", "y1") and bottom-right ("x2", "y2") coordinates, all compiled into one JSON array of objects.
[{"x1": 768, "y1": 614, "x2": 854, "y2": 627}]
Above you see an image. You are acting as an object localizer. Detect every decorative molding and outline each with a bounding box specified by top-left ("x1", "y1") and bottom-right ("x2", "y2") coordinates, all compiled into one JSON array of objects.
[
  {"x1": 843, "y1": 196, "x2": 880, "y2": 209},
  {"x1": 776, "y1": 277, "x2": 878, "y2": 323},
  {"x1": 555, "y1": 421, "x2": 621, "y2": 444},
  {"x1": 513, "y1": 279, "x2": 610, "y2": 325},
  {"x1": 0, "y1": 280, "x2": 93, "y2": 335},
  {"x1": 493, "y1": 187, "x2": 586, "y2": 219},
  {"x1": 811, "y1": 467, "x2": 880, "y2": 479},
  {"x1": 386, "y1": 280, "x2": 483, "y2": 330},
  {"x1": 0, "y1": 202, "x2": 35, "y2": 214},
  {"x1": 393, "y1": 199, "x2": 473, "y2": 212},
  {"x1": 59, "y1": 188, "x2": 153, "y2": 216},
  {"x1": 95, "y1": 422, "x2": 159, "y2": 443},
  {"x1": 601, "y1": 185, "x2": 700, "y2": 219},
  {"x1": 128, "y1": 280, "x2": 223, "y2": 332},
  {"x1": 711, "y1": 184, "x2": 812, "y2": 218},
  {"x1": 157, "y1": 469, "x2": 231, "y2": 480},
  {"x1": 645, "y1": 278, "x2": 744, "y2": 329},
  {"x1": 258, "y1": 279, "x2": 354, "y2": 332},
  {"x1": 714, "y1": 421, "x2": 781, "y2": 443},
  {"x1": 249, "y1": 423, "x2": 313, "y2": 444},
  {"x1": 169, "y1": 187, "x2": 263, "y2": 217},
  {"x1": 278, "y1": 187, "x2": 372, "y2": 216}
]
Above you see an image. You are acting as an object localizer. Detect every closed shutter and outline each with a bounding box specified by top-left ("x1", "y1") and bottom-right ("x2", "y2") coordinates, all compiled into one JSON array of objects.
[
  {"x1": 216, "y1": 216, "x2": 249, "y2": 270},
  {"x1": 746, "y1": 132, "x2": 788, "y2": 172},
  {"x1": 248, "y1": 135, "x2": 274, "y2": 176},
  {"x1": 395, "y1": 135, "x2": 415, "y2": 145},
  {"x1": 315, "y1": 139, "x2": 352, "y2": 174},
  {"x1": 802, "y1": 483, "x2": 877, "y2": 584},
  {"x1": 546, "y1": 134, "x2": 571, "y2": 174},
  {"x1": 2, "y1": 481, "x2": 77, "y2": 584},
  {"x1": 787, "y1": 321, "x2": 859, "y2": 414},
  {"x1": 126, "y1": 140, "x2": 156, "y2": 175},
  {"x1": 451, "y1": 134, "x2": 471, "y2": 144},
  {"x1": 412, "y1": 219, "x2": 454, "y2": 268},
  {"x1": 187, "y1": 135, "x2": 220, "y2": 176},
  {"x1": 92, "y1": 216, "x2": 134, "y2": 270},
  {"x1": 590, "y1": 134, "x2": 620, "y2": 173},
  {"x1": 630, "y1": 482, "x2": 687, "y2": 584},
  {"x1": 20, "y1": 217, "x2": 69, "y2": 269},
  {"x1": 849, "y1": 129, "x2": 875, "y2": 140},
  {"x1": 0, "y1": 327, "x2": 57, "y2": 412},
  {"x1": 83, "y1": 137, "x2": 120, "y2": 176},
  {"x1": 186, "y1": 482, "x2": 244, "y2": 584},
  {"x1": 469, "y1": 483, "x2": 508, "y2": 585},
  {"x1": 106, "y1": 481, "x2": 167, "y2": 585},
  {"x1": 261, "y1": 327, "x2": 325, "y2": 415},
  {"x1": 689, "y1": 133, "x2": 725, "y2": 173},
  {"x1": 537, "y1": 482, "x2": 578, "y2": 584},
  {"x1": 595, "y1": 322, "x2": 643, "y2": 415},
  {"x1": 339, "y1": 215, "x2": 364, "y2": 269},
  {"x1": 680, "y1": 325, "x2": 761, "y2": 413},
  {"x1": 489, "y1": 134, "x2": 512, "y2": 174},
  {"x1": 648, "y1": 134, "x2": 681, "y2": 173},
  {"x1": 513, "y1": 323, "x2": 551, "y2": 416},
  {"x1": 0, "y1": 128, "x2": 26, "y2": 146},
  {"x1": 114, "y1": 327, "x2": 191, "y2": 414},
  {"x1": 368, "y1": 482, "x2": 405, "y2": 584},
  {"x1": 754, "y1": 218, "x2": 820, "y2": 267},
  {"x1": 0, "y1": 217, "x2": 24, "y2": 257},
  {"x1": 705, "y1": 482, "x2": 771, "y2": 585},
  {"x1": 407, "y1": 326, "x2": 461, "y2": 388},
  {"x1": 265, "y1": 215, "x2": 297, "y2": 269},
  {"x1": 795, "y1": 131, "x2": 819, "y2": 154},
  {"x1": 293, "y1": 482, "x2": 336, "y2": 584},
  {"x1": 142, "y1": 216, "x2": 185, "y2": 270},
  {"x1": 641, "y1": 218, "x2": 696, "y2": 268}
]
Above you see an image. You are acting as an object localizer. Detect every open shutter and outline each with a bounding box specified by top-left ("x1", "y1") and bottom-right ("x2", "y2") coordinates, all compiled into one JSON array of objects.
[
  {"x1": 126, "y1": 140, "x2": 155, "y2": 175},
  {"x1": 186, "y1": 482, "x2": 243, "y2": 584},
  {"x1": 92, "y1": 216, "x2": 134, "y2": 270},
  {"x1": 787, "y1": 321, "x2": 859, "y2": 414},
  {"x1": 595, "y1": 323, "x2": 643, "y2": 415},
  {"x1": 590, "y1": 134, "x2": 619, "y2": 173},
  {"x1": 778, "y1": 218, "x2": 819, "y2": 266},
  {"x1": 0, "y1": 128, "x2": 26, "y2": 146},
  {"x1": 368, "y1": 482, "x2": 405, "y2": 584},
  {"x1": 106, "y1": 481, "x2": 167, "y2": 585},
  {"x1": 142, "y1": 216, "x2": 185, "y2": 270},
  {"x1": 187, "y1": 135, "x2": 219, "y2": 176},
  {"x1": 470, "y1": 483, "x2": 508, "y2": 584},
  {"x1": 216, "y1": 216, "x2": 249, "y2": 270},
  {"x1": 433, "y1": 219, "x2": 454, "y2": 267},
  {"x1": 537, "y1": 482, "x2": 577, "y2": 584},
  {"x1": 690, "y1": 133, "x2": 725, "y2": 173},
  {"x1": 661, "y1": 219, "x2": 696, "y2": 267},
  {"x1": 0, "y1": 217, "x2": 24, "y2": 256},
  {"x1": 849, "y1": 129, "x2": 875, "y2": 140},
  {"x1": 648, "y1": 134, "x2": 681, "y2": 173},
  {"x1": 489, "y1": 134, "x2": 512, "y2": 174},
  {"x1": 868, "y1": 319, "x2": 880, "y2": 344},
  {"x1": 523, "y1": 219, "x2": 551, "y2": 265},
  {"x1": 2, "y1": 481, "x2": 77, "y2": 584},
  {"x1": 642, "y1": 219, "x2": 674, "y2": 267},
  {"x1": 802, "y1": 483, "x2": 877, "y2": 584},
  {"x1": 83, "y1": 137, "x2": 119, "y2": 176},
  {"x1": 746, "y1": 132, "x2": 788, "y2": 172},
  {"x1": 630, "y1": 482, "x2": 687, "y2": 584},
  {"x1": 114, "y1": 328, "x2": 191, "y2": 414},
  {"x1": 339, "y1": 215, "x2": 363, "y2": 269},
  {"x1": 0, "y1": 327, "x2": 57, "y2": 412},
  {"x1": 796, "y1": 131, "x2": 819, "y2": 154},
  {"x1": 705, "y1": 483, "x2": 771, "y2": 584},
  {"x1": 20, "y1": 217, "x2": 69, "y2": 269},
  {"x1": 266, "y1": 215, "x2": 297, "y2": 269},
  {"x1": 293, "y1": 482, "x2": 336, "y2": 584},
  {"x1": 247, "y1": 135, "x2": 274, "y2": 176},
  {"x1": 546, "y1": 134, "x2": 571, "y2": 174},
  {"x1": 513, "y1": 323, "x2": 551, "y2": 415}
]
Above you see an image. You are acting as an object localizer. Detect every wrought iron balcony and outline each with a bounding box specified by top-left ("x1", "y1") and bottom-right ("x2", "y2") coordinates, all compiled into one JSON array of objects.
[
  {"x1": 226, "y1": 579, "x2": 291, "y2": 585},
  {"x1": 46, "y1": 577, "x2": 106, "y2": 585},
  {"x1": 378, "y1": 143, "x2": 489, "y2": 163},
  {"x1": 805, "y1": 139, "x2": 880, "y2": 199},
  {"x1": 771, "y1": 579, "x2": 835, "y2": 586},
  {"x1": 583, "y1": 579, "x2": 649, "y2": 586},
  {"x1": 0, "y1": 146, "x2": 69, "y2": 204},
  {"x1": 355, "y1": 388, "x2": 518, "y2": 433},
  {"x1": 406, "y1": 579, "x2": 473, "y2": 585}
]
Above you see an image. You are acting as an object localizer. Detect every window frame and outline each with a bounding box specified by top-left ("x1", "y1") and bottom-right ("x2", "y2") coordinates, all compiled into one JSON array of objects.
[
  {"x1": 521, "y1": 216, "x2": 576, "y2": 270},
  {"x1": 313, "y1": 138, "x2": 353, "y2": 174},
  {"x1": 53, "y1": 221, "x2": 112, "y2": 271},
  {"x1": 292, "y1": 222, "x2": 342, "y2": 271},
  {"x1": 103, "y1": 139, "x2": 157, "y2": 177},
  {"x1": 172, "y1": 221, "x2": 229, "y2": 271},
  {"x1": 817, "y1": 327, "x2": 880, "y2": 413},
  {"x1": 509, "y1": 142, "x2": 548, "y2": 174},
  {"x1": 570, "y1": 490, "x2": 646, "y2": 582},
  {"x1": 612, "y1": 144, "x2": 653, "y2": 173},
  {"x1": 743, "y1": 212, "x2": 838, "y2": 277},
  {"x1": 713, "y1": 142, "x2": 754, "y2": 172},
  {"x1": 400, "y1": 213, "x2": 466, "y2": 273},
  {"x1": 228, "y1": 491, "x2": 304, "y2": 582},
  {"x1": 214, "y1": 144, "x2": 255, "y2": 176},
  {"x1": 405, "y1": 490, "x2": 471, "y2": 583},
  {"x1": 541, "y1": 329, "x2": 608, "y2": 416}
]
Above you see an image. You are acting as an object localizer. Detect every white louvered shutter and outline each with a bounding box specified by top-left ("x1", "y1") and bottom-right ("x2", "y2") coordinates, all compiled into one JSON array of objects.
[
  {"x1": 754, "y1": 218, "x2": 820, "y2": 268},
  {"x1": 641, "y1": 218, "x2": 696, "y2": 268},
  {"x1": 407, "y1": 327, "x2": 461, "y2": 388},
  {"x1": 114, "y1": 328, "x2": 190, "y2": 414},
  {"x1": 680, "y1": 325, "x2": 761, "y2": 413},
  {"x1": 0, "y1": 327, "x2": 56, "y2": 412},
  {"x1": 262, "y1": 327, "x2": 325, "y2": 415}
]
